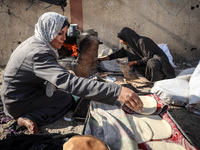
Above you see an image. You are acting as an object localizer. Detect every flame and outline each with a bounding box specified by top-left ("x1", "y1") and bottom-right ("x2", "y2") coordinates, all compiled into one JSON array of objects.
[{"x1": 63, "y1": 42, "x2": 78, "y2": 57}]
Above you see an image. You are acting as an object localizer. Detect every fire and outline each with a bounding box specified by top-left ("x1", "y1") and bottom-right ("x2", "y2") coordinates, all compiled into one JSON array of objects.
[{"x1": 62, "y1": 42, "x2": 78, "y2": 57}]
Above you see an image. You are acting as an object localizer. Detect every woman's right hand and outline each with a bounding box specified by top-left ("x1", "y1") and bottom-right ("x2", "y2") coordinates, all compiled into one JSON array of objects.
[
  {"x1": 127, "y1": 61, "x2": 137, "y2": 68},
  {"x1": 118, "y1": 86, "x2": 143, "y2": 112},
  {"x1": 98, "y1": 56, "x2": 110, "y2": 62}
]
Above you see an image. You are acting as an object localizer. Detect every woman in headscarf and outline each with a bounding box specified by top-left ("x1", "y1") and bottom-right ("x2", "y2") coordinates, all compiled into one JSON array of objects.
[
  {"x1": 99, "y1": 27, "x2": 175, "y2": 82},
  {"x1": 1, "y1": 13, "x2": 143, "y2": 134}
]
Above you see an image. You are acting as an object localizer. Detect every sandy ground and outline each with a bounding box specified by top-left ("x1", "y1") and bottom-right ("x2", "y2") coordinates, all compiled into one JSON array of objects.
[{"x1": 0, "y1": 61, "x2": 200, "y2": 149}]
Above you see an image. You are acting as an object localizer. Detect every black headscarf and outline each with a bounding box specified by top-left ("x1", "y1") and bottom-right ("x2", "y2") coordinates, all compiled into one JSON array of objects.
[
  {"x1": 117, "y1": 27, "x2": 143, "y2": 57},
  {"x1": 62, "y1": 19, "x2": 70, "y2": 29}
]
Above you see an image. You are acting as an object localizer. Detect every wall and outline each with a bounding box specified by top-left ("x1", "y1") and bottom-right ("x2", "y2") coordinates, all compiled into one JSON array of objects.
[
  {"x1": 82, "y1": 0, "x2": 200, "y2": 63},
  {"x1": 0, "y1": 0, "x2": 70, "y2": 66},
  {"x1": 0, "y1": 0, "x2": 200, "y2": 66}
]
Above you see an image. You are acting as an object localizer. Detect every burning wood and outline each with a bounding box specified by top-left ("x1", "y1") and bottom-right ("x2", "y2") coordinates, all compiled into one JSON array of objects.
[
  {"x1": 58, "y1": 36, "x2": 78, "y2": 58},
  {"x1": 62, "y1": 42, "x2": 78, "y2": 57}
]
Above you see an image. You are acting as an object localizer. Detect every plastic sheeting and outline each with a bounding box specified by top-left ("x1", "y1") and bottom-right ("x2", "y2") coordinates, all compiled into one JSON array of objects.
[{"x1": 185, "y1": 61, "x2": 200, "y2": 114}]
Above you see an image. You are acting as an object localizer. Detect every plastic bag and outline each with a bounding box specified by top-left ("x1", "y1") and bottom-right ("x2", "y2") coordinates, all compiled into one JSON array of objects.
[
  {"x1": 176, "y1": 68, "x2": 195, "y2": 81},
  {"x1": 151, "y1": 78, "x2": 189, "y2": 106},
  {"x1": 185, "y1": 61, "x2": 200, "y2": 114},
  {"x1": 158, "y1": 43, "x2": 177, "y2": 68}
]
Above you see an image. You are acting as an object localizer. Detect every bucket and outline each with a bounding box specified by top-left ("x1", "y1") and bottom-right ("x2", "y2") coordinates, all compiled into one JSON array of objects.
[{"x1": 67, "y1": 24, "x2": 78, "y2": 37}]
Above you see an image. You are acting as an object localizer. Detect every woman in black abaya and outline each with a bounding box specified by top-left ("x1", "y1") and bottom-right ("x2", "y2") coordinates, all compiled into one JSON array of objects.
[{"x1": 99, "y1": 27, "x2": 175, "y2": 82}]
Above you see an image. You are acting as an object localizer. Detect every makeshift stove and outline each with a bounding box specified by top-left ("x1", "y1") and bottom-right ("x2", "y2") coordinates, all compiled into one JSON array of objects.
[
  {"x1": 57, "y1": 35, "x2": 78, "y2": 71},
  {"x1": 58, "y1": 27, "x2": 102, "y2": 78}
]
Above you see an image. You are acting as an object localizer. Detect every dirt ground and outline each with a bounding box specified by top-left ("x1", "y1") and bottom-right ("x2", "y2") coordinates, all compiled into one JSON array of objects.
[{"x1": 0, "y1": 61, "x2": 200, "y2": 150}]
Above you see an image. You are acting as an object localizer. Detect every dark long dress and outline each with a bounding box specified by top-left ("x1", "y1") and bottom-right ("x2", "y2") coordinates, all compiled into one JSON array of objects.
[{"x1": 108, "y1": 27, "x2": 175, "y2": 82}]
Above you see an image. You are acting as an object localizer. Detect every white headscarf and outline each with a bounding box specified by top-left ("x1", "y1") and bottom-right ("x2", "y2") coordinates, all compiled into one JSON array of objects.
[{"x1": 35, "y1": 12, "x2": 68, "y2": 57}]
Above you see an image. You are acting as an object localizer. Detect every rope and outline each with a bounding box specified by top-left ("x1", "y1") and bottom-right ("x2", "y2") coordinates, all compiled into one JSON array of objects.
[{"x1": 25, "y1": 0, "x2": 35, "y2": 10}]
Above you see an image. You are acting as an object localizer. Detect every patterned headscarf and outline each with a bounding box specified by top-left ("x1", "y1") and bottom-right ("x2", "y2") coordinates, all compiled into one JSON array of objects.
[{"x1": 35, "y1": 12, "x2": 69, "y2": 57}]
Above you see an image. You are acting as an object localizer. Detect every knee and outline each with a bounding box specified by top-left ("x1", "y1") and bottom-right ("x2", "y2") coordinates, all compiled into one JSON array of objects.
[
  {"x1": 55, "y1": 90, "x2": 73, "y2": 104},
  {"x1": 147, "y1": 58, "x2": 160, "y2": 69}
]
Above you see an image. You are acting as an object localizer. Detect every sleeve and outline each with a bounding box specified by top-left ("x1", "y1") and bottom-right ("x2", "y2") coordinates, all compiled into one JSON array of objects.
[
  {"x1": 108, "y1": 47, "x2": 127, "y2": 60},
  {"x1": 33, "y1": 52, "x2": 121, "y2": 104},
  {"x1": 136, "y1": 40, "x2": 154, "y2": 65}
]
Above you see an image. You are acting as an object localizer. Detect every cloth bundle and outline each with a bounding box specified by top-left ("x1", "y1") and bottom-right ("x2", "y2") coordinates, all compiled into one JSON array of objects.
[{"x1": 151, "y1": 60, "x2": 200, "y2": 114}]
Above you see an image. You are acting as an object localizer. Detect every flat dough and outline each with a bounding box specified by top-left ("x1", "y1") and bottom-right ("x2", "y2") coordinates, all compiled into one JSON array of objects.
[
  {"x1": 147, "y1": 141, "x2": 186, "y2": 150},
  {"x1": 127, "y1": 114, "x2": 153, "y2": 144},
  {"x1": 127, "y1": 114, "x2": 172, "y2": 143},
  {"x1": 135, "y1": 96, "x2": 157, "y2": 115},
  {"x1": 133, "y1": 114, "x2": 172, "y2": 140}
]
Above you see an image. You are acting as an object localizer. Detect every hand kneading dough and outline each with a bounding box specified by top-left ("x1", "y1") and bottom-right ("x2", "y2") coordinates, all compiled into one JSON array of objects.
[
  {"x1": 135, "y1": 96, "x2": 157, "y2": 115},
  {"x1": 127, "y1": 114, "x2": 153, "y2": 143},
  {"x1": 133, "y1": 114, "x2": 172, "y2": 140},
  {"x1": 147, "y1": 141, "x2": 186, "y2": 150}
]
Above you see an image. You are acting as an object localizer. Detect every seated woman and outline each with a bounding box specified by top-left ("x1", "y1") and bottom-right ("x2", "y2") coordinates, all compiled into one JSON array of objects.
[
  {"x1": 99, "y1": 27, "x2": 175, "y2": 82},
  {"x1": 1, "y1": 13, "x2": 143, "y2": 134}
]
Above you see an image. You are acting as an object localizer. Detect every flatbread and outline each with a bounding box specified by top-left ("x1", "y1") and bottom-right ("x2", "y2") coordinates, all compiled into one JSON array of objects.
[
  {"x1": 135, "y1": 96, "x2": 157, "y2": 115},
  {"x1": 127, "y1": 114, "x2": 153, "y2": 144},
  {"x1": 63, "y1": 135, "x2": 109, "y2": 150},
  {"x1": 146, "y1": 141, "x2": 186, "y2": 150},
  {"x1": 133, "y1": 114, "x2": 172, "y2": 140}
]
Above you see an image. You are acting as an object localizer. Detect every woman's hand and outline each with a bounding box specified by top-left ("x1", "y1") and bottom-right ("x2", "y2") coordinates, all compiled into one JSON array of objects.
[
  {"x1": 127, "y1": 61, "x2": 137, "y2": 68},
  {"x1": 118, "y1": 86, "x2": 143, "y2": 112},
  {"x1": 98, "y1": 56, "x2": 110, "y2": 62}
]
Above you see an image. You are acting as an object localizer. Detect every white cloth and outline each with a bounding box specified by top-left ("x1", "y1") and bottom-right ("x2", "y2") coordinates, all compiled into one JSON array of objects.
[
  {"x1": 34, "y1": 12, "x2": 68, "y2": 58},
  {"x1": 158, "y1": 43, "x2": 177, "y2": 68},
  {"x1": 186, "y1": 61, "x2": 200, "y2": 114},
  {"x1": 151, "y1": 61, "x2": 200, "y2": 114}
]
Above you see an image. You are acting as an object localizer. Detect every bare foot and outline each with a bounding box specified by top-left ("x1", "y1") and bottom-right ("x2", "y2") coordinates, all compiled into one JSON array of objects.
[{"x1": 17, "y1": 117, "x2": 40, "y2": 134}]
